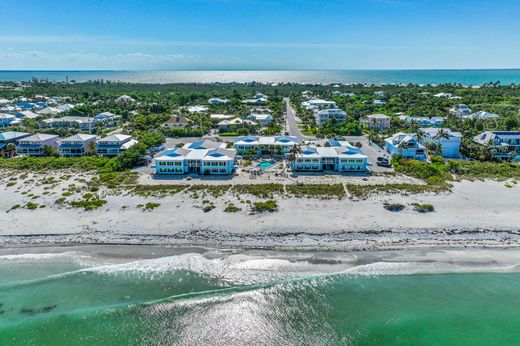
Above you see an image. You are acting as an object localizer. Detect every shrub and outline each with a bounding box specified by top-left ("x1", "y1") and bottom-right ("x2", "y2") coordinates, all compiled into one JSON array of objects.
[
  {"x1": 202, "y1": 204, "x2": 215, "y2": 212},
  {"x1": 26, "y1": 202, "x2": 38, "y2": 210},
  {"x1": 252, "y1": 200, "x2": 278, "y2": 213},
  {"x1": 383, "y1": 203, "x2": 405, "y2": 212},
  {"x1": 224, "y1": 203, "x2": 241, "y2": 213},
  {"x1": 144, "y1": 202, "x2": 161, "y2": 210},
  {"x1": 411, "y1": 203, "x2": 434, "y2": 213}
]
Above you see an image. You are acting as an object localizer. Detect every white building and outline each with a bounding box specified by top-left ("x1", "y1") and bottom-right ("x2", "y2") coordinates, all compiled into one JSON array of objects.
[
  {"x1": 315, "y1": 109, "x2": 346, "y2": 126},
  {"x1": 246, "y1": 113, "x2": 273, "y2": 126},
  {"x1": 301, "y1": 99, "x2": 337, "y2": 110},
  {"x1": 234, "y1": 136, "x2": 300, "y2": 156},
  {"x1": 154, "y1": 140, "x2": 237, "y2": 175},
  {"x1": 419, "y1": 128, "x2": 462, "y2": 158},
  {"x1": 187, "y1": 105, "x2": 209, "y2": 113},
  {"x1": 292, "y1": 139, "x2": 369, "y2": 173},
  {"x1": 362, "y1": 114, "x2": 391, "y2": 130}
]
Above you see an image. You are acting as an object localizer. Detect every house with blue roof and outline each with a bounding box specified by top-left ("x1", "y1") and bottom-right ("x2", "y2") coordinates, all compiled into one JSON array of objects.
[
  {"x1": 385, "y1": 133, "x2": 427, "y2": 161},
  {"x1": 0, "y1": 131, "x2": 30, "y2": 158},
  {"x1": 291, "y1": 139, "x2": 369, "y2": 173},
  {"x1": 0, "y1": 113, "x2": 16, "y2": 129},
  {"x1": 233, "y1": 135, "x2": 300, "y2": 157},
  {"x1": 154, "y1": 140, "x2": 237, "y2": 175},
  {"x1": 474, "y1": 131, "x2": 520, "y2": 160}
]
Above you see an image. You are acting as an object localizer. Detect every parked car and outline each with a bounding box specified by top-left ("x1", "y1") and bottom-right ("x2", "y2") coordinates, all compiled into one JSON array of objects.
[{"x1": 376, "y1": 156, "x2": 391, "y2": 167}]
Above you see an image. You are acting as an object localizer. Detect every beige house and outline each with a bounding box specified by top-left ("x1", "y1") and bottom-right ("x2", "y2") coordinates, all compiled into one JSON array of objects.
[{"x1": 162, "y1": 115, "x2": 191, "y2": 129}]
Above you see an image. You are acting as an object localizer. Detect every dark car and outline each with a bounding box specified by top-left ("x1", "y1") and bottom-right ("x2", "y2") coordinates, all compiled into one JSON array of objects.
[{"x1": 376, "y1": 156, "x2": 391, "y2": 167}]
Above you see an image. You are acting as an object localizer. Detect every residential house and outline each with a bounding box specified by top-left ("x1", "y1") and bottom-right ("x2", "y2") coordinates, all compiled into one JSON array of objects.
[
  {"x1": 59, "y1": 134, "x2": 97, "y2": 157},
  {"x1": 0, "y1": 131, "x2": 30, "y2": 158},
  {"x1": 210, "y1": 114, "x2": 235, "y2": 121},
  {"x1": 291, "y1": 140, "x2": 369, "y2": 172},
  {"x1": 16, "y1": 133, "x2": 60, "y2": 156},
  {"x1": 242, "y1": 97, "x2": 268, "y2": 105},
  {"x1": 362, "y1": 114, "x2": 391, "y2": 130},
  {"x1": 39, "y1": 116, "x2": 94, "y2": 132},
  {"x1": 96, "y1": 134, "x2": 139, "y2": 156},
  {"x1": 315, "y1": 109, "x2": 346, "y2": 126},
  {"x1": 0, "y1": 113, "x2": 16, "y2": 129},
  {"x1": 93, "y1": 112, "x2": 120, "y2": 126},
  {"x1": 217, "y1": 118, "x2": 248, "y2": 132},
  {"x1": 398, "y1": 115, "x2": 445, "y2": 127},
  {"x1": 234, "y1": 135, "x2": 300, "y2": 157},
  {"x1": 433, "y1": 93, "x2": 452, "y2": 98},
  {"x1": 116, "y1": 95, "x2": 135, "y2": 103},
  {"x1": 162, "y1": 115, "x2": 191, "y2": 129},
  {"x1": 16, "y1": 111, "x2": 40, "y2": 120},
  {"x1": 154, "y1": 140, "x2": 237, "y2": 175},
  {"x1": 450, "y1": 104, "x2": 472, "y2": 118},
  {"x1": 301, "y1": 99, "x2": 337, "y2": 110},
  {"x1": 36, "y1": 107, "x2": 65, "y2": 116},
  {"x1": 464, "y1": 111, "x2": 499, "y2": 121},
  {"x1": 384, "y1": 133, "x2": 427, "y2": 160},
  {"x1": 419, "y1": 128, "x2": 462, "y2": 158},
  {"x1": 374, "y1": 91, "x2": 384, "y2": 98},
  {"x1": 373, "y1": 100, "x2": 386, "y2": 106},
  {"x1": 56, "y1": 104, "x2": 75, "y2": 111},
  {"x1": 473, "y1": 131, "x2": 520, "y2": 160},
  {"x1": 246, "y1": 113, "x2": 273, "y2": 126},
  {"x1": 187, "y1": 105, "x2": 209, "y2": 113},
  {"x1": 208, "y1": 98, "x2": 229, "y2": 105}
]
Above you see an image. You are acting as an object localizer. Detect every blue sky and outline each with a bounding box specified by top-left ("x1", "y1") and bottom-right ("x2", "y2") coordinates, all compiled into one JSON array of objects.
[{"x1": 1, "y1": 0, "x2": 519, "y2": 70}]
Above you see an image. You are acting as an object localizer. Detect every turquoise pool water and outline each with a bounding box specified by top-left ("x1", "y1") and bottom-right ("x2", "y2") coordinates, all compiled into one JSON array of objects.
[{"x1": 257, "y1": 161, "x2": 276, "y2": 169}]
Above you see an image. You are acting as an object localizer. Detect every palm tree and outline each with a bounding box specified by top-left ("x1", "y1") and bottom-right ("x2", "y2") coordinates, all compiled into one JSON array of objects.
[{"x1": 285, "y1": 145, "x2": 303, "y2": 170}]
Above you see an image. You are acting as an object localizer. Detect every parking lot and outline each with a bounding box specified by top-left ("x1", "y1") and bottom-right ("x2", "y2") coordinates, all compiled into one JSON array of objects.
[{"x1": 342, "y1": 136, "x2": 393, "y2": 173}]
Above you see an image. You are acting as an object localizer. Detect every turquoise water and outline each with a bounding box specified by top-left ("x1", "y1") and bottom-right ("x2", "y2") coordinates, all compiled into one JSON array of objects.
[
  {"x1": 258, "y1": 161, "x2": 276, "y2": 169},
  {"x1": 2, "y1": 248, "x2": 520, "y2": 345},
  {"x1": 2, "y1": 69, "x2": 520, "y2": 85}
]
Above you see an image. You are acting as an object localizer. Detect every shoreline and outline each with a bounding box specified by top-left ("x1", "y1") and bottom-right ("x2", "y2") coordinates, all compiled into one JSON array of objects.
[{"x1": 2, "y1": 169, "x2": 520, "y2": 251}]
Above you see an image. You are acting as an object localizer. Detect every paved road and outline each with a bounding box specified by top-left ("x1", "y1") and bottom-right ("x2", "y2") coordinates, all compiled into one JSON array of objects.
[{"x1": 284, "y1": 97, "x2": 312, "y2": 141}]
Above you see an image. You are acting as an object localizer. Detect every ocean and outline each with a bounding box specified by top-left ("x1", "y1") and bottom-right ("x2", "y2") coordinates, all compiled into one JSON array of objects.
[
  {"x1": 1, "y1": 69, "x2": 520, "y2": 85},
  {"x1": 2, "y1": 246, "x2": 520, "y2": 345}
]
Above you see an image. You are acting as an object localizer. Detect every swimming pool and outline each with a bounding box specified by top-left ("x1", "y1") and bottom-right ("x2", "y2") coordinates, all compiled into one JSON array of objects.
[{"x1": 257, "y1": 161, "x2": 276, "y2": 169}]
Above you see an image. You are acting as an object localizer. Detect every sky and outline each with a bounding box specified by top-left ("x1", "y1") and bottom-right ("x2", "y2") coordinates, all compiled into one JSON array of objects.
[{"x1": 1, "y1": 0, "x2": 520, "y2": 70}]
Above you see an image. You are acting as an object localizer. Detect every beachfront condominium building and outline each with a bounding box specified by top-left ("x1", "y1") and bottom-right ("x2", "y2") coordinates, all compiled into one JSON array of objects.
[
  {"x1": 96, "y1": 134, "x2": 139, "y2": 156},
  {"x1": 0, "y1": 131, "x2": 30, "y2": 158},
  {"x1": 301, "y1": 99, "x2": 337, "y2": 111},
  {"x1": 233, "y1": 135, "x2": 300, "y2": 157},
  {"x1": 385, "y1": 133, "x2": 427, "y2": 160},
  {"x1": 362, "y1": 114, "x2": 391, "y2": 130},
  {"x1": 291, "y1": 139, "x2": 369, "y2": 172},
  {"x1": 16, "y1": 133, "x2": 60, "y2": 156},
  {"x1": 473, "y1": 131, "x2": 520, "y2": 160},
  {"x1": 154, "y1": 140, "x2": 237, "y2": 175},
  {"x1": 419, "y1": 128, "x2": 462, "y2": 158},
  {"x1": 59, "y1": 134, "x2": 97, "y2": 157},
  {"x1": 315, "y1": 109, "x2": 347, "y2": 126}
]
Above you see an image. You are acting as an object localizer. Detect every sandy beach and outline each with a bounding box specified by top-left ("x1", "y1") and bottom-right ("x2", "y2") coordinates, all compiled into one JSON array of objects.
[{"x1": 1, "y1": 169, "x2": 520, "y2": 251}]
